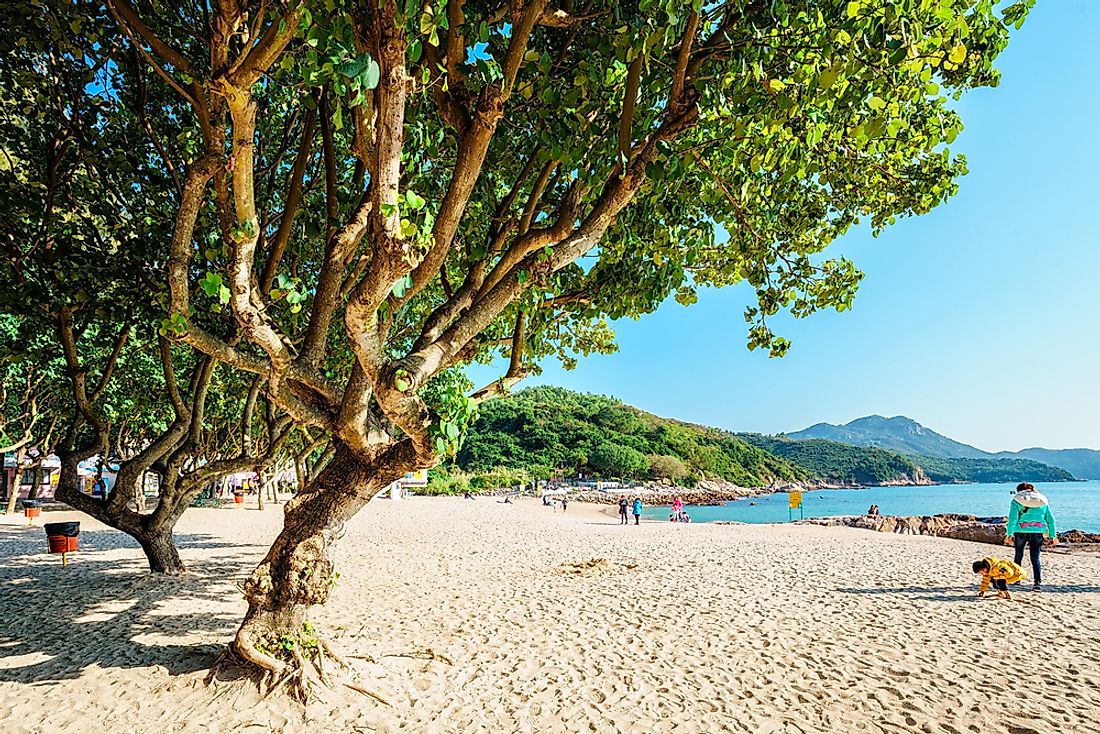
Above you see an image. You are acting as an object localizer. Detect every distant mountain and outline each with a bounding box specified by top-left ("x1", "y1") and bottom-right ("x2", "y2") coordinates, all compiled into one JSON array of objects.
[
  {"x1": 995, "y1": 448, "x2": 1100, "y2": 480},
  {"x1": 789, "y1": 415, "x2": 990, "y2": 459},
  {"x1": 789, "y1": 415, "x2": 1091, "y2": 481}
]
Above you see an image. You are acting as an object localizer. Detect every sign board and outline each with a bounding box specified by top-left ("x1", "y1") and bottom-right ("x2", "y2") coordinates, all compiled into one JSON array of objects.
[{"x1": 788, "y1": 491, "x2": 803, "y2": 509}]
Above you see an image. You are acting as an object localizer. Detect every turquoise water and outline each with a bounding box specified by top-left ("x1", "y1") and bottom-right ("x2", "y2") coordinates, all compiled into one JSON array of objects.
[{"x1": 642, "y1": 481, "x2": 1100, "y2": 532}]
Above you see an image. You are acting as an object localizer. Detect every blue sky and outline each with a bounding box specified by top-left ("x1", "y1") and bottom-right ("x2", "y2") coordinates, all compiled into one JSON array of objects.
[{"x1": 471, "y1": 1, "x2": 1100, "y2": 452}]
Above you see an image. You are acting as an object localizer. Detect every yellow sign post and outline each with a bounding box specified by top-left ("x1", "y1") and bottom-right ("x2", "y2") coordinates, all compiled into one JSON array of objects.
[{"x1": 788, "y1": 491, "x2": 803, "y2": 522}]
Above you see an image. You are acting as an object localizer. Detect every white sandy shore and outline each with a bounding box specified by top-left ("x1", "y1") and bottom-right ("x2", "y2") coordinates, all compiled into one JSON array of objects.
[{"x1": 1, "y1": 498, "x2": 1099, "y2": 734}]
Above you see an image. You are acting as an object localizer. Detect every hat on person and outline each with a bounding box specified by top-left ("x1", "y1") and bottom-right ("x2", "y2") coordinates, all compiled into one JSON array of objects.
[{"x1": 1014, "y1": 487, "x2": 1048, "y2": 508}]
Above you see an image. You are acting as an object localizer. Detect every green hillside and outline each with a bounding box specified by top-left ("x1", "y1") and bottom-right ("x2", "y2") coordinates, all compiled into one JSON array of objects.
[
  {"x1": 456, "y1": 386, "x2": 805, "y2": 487},
  {"x1": 739, "y1": 435, "x2": 926, "y2": 486},
  {"x1": 907, "y1": 455, "x2": 1075, "y2": 484},
  {"x1": 995, "y1": 448, "x2": 1100, "y2": 480}
]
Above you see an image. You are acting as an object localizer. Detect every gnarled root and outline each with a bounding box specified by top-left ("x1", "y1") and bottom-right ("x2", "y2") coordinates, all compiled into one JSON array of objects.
[{"x1": 209, "y1": 616, "x2": 363, "y2": 705}]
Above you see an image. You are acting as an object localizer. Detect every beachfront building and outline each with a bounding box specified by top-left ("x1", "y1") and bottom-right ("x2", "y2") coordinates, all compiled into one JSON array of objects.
[
  {"x1": 386, "y1": 470, "x2": 429, "y2": 500},
  {"x1": 1, "y1": 452, "x2": 60, "y2": 501}
]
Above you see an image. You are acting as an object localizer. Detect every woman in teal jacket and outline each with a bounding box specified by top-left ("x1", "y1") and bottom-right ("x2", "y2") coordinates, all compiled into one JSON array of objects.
[{"x1": 1004, "y1": 482, "x2": 1057, "y2": 592}]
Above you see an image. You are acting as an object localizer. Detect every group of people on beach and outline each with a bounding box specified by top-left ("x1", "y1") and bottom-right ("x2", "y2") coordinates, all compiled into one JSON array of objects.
[
  {"x1": 668, "y1": 496, "x2": 691, "y2": 523},
  {"x1": 617, "y1": 496, "x2": 643, "y2": 525},
  {"x1": 973, "y1": 482, "x2": 1058, "y2": 599},
  {"x1": 542, "y1": 494, "x2": 568, "y2": 512},
  {"x1": 613, "y1": 496, "x2": 691, "y2": 525}
]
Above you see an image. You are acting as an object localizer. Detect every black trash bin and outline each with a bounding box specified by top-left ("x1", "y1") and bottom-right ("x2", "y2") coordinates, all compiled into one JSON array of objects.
[{"x1": 44, "y1": 521, "x2": 80, "y2": 554}]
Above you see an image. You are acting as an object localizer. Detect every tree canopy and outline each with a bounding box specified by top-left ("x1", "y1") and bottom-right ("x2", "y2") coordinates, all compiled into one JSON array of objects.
[{"x1": 0, "y1": 0, "x2": 1033, "y2": 684}]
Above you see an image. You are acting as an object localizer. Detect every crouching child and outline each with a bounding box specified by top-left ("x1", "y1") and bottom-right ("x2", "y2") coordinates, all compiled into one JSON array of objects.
[{"x1": 973, "y1": 557, "x2": 1026, "y2": 600}]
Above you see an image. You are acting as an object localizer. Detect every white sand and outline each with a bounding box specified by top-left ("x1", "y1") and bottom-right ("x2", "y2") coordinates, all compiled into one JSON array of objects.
[{"x1": 1, "y1": 498, "x2": 1099, "y2": 734}]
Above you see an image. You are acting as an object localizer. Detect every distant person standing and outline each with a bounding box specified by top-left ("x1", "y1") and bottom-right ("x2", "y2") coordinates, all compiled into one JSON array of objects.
[
  {"x1": 562, "y1": 495, "x2": 569, "y2": 512},
  {"x1": 1004, "y1": 482, "x2": 1057, "y2": 592},
  {"x1": 631, "y1": 497, "x2": 643, "y2": 526},
  {"x1": 671, "y1": 496, "x2": 683, "y2": 522},
  {"x1": 618, "y1": 497, "x2": 629, "y2": 525}
]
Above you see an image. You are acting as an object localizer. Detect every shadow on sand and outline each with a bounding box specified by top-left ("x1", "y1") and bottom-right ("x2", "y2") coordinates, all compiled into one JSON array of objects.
[
  {"x1": 0, "y1": 523, "x2": 260, "y2": 685},
  {"x1": 836, "y1": 584, "x2": 1100, "y2": 602}
]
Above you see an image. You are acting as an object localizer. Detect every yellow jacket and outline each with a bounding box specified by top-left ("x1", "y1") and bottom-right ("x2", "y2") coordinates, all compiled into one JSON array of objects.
[{"x1": 979, "y1": 557, "x2": 1026, "y2": 594}]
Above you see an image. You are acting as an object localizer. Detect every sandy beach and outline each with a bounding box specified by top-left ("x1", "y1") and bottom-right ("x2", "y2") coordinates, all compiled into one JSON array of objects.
[{"x1": 2, "y1": 498, "x2": 1099, "y2": 734}]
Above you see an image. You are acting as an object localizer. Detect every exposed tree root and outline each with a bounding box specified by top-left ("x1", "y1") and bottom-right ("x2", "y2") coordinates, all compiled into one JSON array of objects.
[{"x1": 206, "y1": 623, "x2": 386, "y2": 706}]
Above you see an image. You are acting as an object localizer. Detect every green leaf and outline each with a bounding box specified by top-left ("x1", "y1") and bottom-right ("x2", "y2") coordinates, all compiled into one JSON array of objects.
[
  {"x1": 395, "y1": 377, "x2": 410, "y2": 392},
  {"x1": 362, "y1": 58, "x2": 381, "y2": 89},
  {"x1": 199, "y1": 272, "x2": 223, "y2": 298},
  {"x1": 391, "y1": 273, "x2": 413, "y2": 298},
  {"x1": 404, "y1": 190, "x2": 426, "y2": 210},
  {"x1": 948, "y1": 43, "x2": 967, "y2": 64}
]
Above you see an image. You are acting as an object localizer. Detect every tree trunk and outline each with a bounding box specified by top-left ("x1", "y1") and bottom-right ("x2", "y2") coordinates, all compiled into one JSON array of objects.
[
  {"x1": 257, "y1": 468, "x2": 265, "y2": 511},
  {"x1": 27, "y1": 465, "x2": 40, "y2": 500},
  {"x1": 4, "y1": 448, "x2": 27, "y2": 514},
  {"x1": 55, "y1": 455, "x2": 189, "y2": 575},
  {"x1": 135, "y1": 518, "x2": 187, "y2": 574},
  {"x1": 232, "y1": 443, "x2": 404, "y2": 671}
]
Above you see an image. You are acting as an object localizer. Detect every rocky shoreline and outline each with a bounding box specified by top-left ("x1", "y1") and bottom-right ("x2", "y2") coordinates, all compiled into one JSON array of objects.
[
  {"x1": 797, "y1": 513, "x2": 1100, "y2": 550},
  {"x1": 561, "y1": 476, "x2": 930, "y2": 506}
]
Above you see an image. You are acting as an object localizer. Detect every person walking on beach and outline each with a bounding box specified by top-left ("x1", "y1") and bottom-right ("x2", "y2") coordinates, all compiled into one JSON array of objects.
[
  {"x1": 631, "y1": 497, "x2": 643, "y2": 526},
  {"x1": 1004, "y1": 482, "x2": 1057, "y2": 592},
  {"x1": 562, "y1": 495, "x2": 568, "y2": 512},
  {"x1": 618, "y1": 497, "x2": 629, "y2": 525},
  {"x1": 671, "y1": 496, "x2": 683, "y2": 522}
]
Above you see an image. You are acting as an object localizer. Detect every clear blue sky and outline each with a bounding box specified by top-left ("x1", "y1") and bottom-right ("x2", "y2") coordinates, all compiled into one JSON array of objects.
[{"x1": 471, "y1": 1, "x2": 1100, "y2": 453}]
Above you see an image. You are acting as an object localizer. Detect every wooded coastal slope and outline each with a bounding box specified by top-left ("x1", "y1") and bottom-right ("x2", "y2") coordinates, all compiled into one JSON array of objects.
[{"x1": 435, "y1": 388, "x2": 1074, "y2": 492}]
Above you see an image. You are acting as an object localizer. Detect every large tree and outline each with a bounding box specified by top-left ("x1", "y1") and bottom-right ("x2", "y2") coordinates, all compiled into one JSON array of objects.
[
  {"x1": 0, "y1": 1, "x2": 301, "y2": 571},
  {"x1": 8, "y1": 0, "x2": 1031, "y2": 684}
]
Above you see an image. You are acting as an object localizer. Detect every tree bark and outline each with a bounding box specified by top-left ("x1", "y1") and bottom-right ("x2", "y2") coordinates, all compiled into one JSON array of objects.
[
  {"x1": 134, "y1": 516, "x2": 187, "y2": 574},
  {"x1": 27, "y1": 465, "x2": 40, "y2": 500},
  {"x1": 4, "y1": 448, "x2": 27, "y2": 514},
  {"x1": 232, "y1": 443, "x2": 403, "y2": 671}
]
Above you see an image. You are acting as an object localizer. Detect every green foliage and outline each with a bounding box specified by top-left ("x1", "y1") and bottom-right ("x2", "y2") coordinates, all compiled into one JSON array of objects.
[
  {"x1": 740, "y1": 434, "x2": 923, "y2": 485},
  {"x1": 907, "y1": 455, "x2": 1075, "y2": 484},
  {"x1": 455, "y1": 386, "x2": 805, "y2": 487},
  {"x1": 648, "y1": 454, "x2": 689, "y2": 482},
  {"x1": 422, "y1": 468, "x2": 473, "y2": 496},
  {"x1": 588, "y1": 442, "x2": 648, "y2": 478}
]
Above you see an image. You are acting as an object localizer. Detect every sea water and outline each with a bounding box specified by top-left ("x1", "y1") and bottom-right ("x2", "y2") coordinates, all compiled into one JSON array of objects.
[{"x1": 642, "y1": 480, "x2": 1100, "y2": 532}]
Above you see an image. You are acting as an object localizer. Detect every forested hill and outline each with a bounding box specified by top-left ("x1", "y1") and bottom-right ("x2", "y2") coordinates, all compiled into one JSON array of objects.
[
  {"x1": 450, "y1": 388, "x2": 1075, "y2": 488},
  {"x1": 994, "y1": 448, "x2": 1100, "y2": 480},
  {"x1": 455, "y1": 387, "x2": 806, "y2": 488}
]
